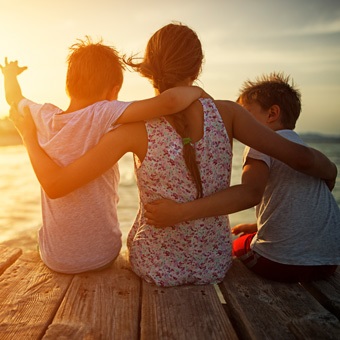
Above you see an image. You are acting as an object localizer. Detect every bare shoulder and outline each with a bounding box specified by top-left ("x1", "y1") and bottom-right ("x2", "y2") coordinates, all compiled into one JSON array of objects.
[
  {"x1": 213, "y1": 100, "x2": 244, "y2": 140},
  {"x1": 214, "y1": 99, "x2": 244, "y2": 114}
]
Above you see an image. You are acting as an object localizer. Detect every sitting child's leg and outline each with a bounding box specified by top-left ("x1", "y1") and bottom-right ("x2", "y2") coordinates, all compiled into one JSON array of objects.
[
  {"x1": 232, "y1": 232, "x2": 256, "y2": 257},
  {"x1": 233, "y1": 234, "x2": 338, "y2": 282},
  {"x1": 232, "y1": 233, "x2": 261, "y2": 269}
]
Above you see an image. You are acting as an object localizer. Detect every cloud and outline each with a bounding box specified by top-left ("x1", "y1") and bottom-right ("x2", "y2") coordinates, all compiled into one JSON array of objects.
[{"x1": 279, "y1": 18, "x2": 340, "y2": 37}]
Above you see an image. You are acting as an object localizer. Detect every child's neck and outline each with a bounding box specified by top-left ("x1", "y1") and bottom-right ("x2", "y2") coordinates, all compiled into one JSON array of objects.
[
  {"x1": 270, "y1": 122, "x2": 286, "y2": 131},
  {"x1": 63, "y1": 97, "x2": 106, "y2": 114}
]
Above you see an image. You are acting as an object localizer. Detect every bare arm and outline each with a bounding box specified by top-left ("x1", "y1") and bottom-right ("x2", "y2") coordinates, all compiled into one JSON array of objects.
[
  {"x1": 0, "y1": 58, "x2": 27, "y2": 105},
  {"x1": 216, "y1": 100, "x2": 337, "y2": 183},
  {"x1": 145, "y1": 158, "x2": 269, "y2": 227},
  {"x1": 12, "y1": 88, "x2": 206, "y2": 198},
  {"x1": 144, "y1": 100, "x2": 337, "y2": 226},
  {"x1": 10, "y1": 106, "x2": 141, "y2": 198},
  {"x1": 116, "y1": 86, "x2": 210, "y2": 124}
]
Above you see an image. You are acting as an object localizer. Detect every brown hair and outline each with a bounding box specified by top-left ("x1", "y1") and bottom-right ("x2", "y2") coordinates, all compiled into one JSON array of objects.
[
  {"x1": 237, "y1": 72, "x2": 301, "y2": 129},
  {"x1": 125, "y1": 23, "x2": 204, "y2": 198},
  {"x1": 66, "y1": 36, "x2": 124, "y2": 101}
]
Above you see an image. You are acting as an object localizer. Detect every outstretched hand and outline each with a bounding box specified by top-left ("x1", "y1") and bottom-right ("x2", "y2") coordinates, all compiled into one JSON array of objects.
[
  {"x1": 144, "y1": 199, "x2": 184, "y2": 227},
  {"x1": 9, "y1": 105, "x2": 36, "y2": 142},
  {"x1": 0, "y1": 57, "x2": 27, "y2": 76}
]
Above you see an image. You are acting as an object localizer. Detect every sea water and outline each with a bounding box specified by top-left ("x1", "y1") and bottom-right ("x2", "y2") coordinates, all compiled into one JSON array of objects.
[{"x1": 0, "y1": 139, "x2": 339, "y2": 251}]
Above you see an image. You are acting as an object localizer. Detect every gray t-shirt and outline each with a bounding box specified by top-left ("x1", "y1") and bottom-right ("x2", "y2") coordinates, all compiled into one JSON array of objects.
[{"x1": 244, "y1": 129, "x2": 340, "y2": 265}]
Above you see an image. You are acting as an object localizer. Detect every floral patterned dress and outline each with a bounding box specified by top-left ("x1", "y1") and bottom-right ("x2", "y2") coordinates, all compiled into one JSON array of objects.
[{"x1": 127, "y1": 98, "x2": 233, "y2": 286}]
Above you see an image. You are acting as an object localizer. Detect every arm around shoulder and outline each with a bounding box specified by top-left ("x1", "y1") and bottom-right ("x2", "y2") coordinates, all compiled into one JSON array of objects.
[
  {"x1": 11, "y1": 106, "x2": 139, "y2": 198},
  {"x1": 217, "y1": 100, "x2": 338, "y2": 183},
  {"x1": 116, "y1": 86, "x2": 205, "y2": 124},
  {"x1": 296, "y1": 147, "x2": 337, "y2": 188},
  {"x1": 42, "y1": 124, "x2": 138, "y2": 198}
]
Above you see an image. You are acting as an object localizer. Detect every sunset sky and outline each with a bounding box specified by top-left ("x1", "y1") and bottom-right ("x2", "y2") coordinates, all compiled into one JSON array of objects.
[{"x1": 0, "y1": 0, "x2": 339, "y2": 135}]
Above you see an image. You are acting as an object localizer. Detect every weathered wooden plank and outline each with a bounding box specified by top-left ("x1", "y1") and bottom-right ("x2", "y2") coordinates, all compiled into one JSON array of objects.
[
  {"x1": 219, "y1": 259, "x2": 340, "y2": 340},
  {"x1": 0, "y1": 245, "x2": 22, "y2": 275},
  {"x1": 141, "y1": 281, "x2": 237, "y2": 340},
  {"x1": 43, "y1": 251, "x2": 141, "y2": 340},
  {"x1": 301, "y1": 267, "x2": 340, "y2": 321},
  {"x1": 287, "y1": 316, "x2": 340, "y2": 340},
  {"x1": 0, "y1": 250, "x2": 73, "y2": 339}
]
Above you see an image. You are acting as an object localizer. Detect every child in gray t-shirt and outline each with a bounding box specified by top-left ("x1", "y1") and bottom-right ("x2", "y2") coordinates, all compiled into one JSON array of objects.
[{"x1": 231, "y1": 72, "x2": 340, "y2": 282}]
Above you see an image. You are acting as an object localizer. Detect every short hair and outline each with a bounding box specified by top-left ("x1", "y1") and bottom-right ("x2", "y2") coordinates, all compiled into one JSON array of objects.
[
  {"x1": 66, "y1": 36, "x2": 124, "y2": 100},
  {"x1": 237, "y1": 72, "x2": 301, "y2": 129}
]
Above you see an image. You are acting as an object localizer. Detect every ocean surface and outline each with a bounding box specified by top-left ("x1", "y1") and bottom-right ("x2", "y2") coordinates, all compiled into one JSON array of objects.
[{"x1": 0, "y1": 138, "x2": 339, "y2": 252}]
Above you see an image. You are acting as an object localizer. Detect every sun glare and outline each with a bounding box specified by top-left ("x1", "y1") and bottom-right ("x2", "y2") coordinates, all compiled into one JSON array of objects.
[{"x1": 0, "y1": 111, "x2": 8, "y2": 119}]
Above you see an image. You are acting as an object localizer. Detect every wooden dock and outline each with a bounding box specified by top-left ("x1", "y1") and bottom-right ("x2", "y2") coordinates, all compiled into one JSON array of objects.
[{"x1": 0, "y1": 244, "x2": 339, "y2": 339}]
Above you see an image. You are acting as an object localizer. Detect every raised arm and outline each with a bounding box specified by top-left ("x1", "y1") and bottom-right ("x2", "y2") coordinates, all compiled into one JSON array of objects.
[
  {"x1": 116, "y1": 86, "x2": 211, "y2": 124},
  {"x1": 0, "y1": 58, "x2": 27, "y2": 105}
]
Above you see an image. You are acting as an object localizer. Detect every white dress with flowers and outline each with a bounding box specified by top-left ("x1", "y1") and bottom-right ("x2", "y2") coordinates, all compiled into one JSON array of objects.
[{"x1": 127, "y1": 98, "x2": 233, "y2": 286}]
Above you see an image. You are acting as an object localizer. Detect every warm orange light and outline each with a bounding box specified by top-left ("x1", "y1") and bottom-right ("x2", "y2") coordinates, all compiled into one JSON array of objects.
[{"x1": 0, "y1": 118, "x2": 21, "y2": 146}]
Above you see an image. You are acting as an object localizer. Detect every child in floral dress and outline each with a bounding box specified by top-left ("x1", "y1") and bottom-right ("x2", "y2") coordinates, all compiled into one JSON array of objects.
[{"x1": 127, "y1": 98, "x2": 232, "y2": 285}]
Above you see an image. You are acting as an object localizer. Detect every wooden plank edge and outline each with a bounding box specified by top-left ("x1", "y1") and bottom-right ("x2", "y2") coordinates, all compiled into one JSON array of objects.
[
  {"x1": 219, "y1": 259, "x2": 340, "y2": 339},
  {"x1": 0, "y1": 245, "x2": 22, "y2": 275},
  {"x1": 300, "y1": 268, "x2": 340, "y2": 321}
]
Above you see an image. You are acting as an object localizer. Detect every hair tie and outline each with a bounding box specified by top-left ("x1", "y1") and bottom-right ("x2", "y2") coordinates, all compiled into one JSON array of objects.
[{"x1": 182, "y1": 137, "x2": 192, "y2": 146}]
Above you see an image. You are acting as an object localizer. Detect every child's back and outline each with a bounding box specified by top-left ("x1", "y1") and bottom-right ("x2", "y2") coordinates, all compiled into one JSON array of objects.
[
  {"x1": 233, "y1": 72, "x2": 340, "y2": 281},
  {"x1": 247, "y1": 129, "x2": 340, "y2": 266},
  {"x1": 22, "y1": 99, "x2": 130, "y2": 273},
  {"x1": 16, "y1": 38, "x2": 129, "y2": 273}
]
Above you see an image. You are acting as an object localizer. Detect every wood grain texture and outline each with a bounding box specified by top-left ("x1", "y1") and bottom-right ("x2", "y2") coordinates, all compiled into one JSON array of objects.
[
  {"x1": 0, "y1": 245, "x2": 22, "y2": 275},
  {"x1": 43, "y1": 252, "x2": 141, "y2": 340},
  {"x1": 219, "y1": 259, "x2": 340, "y2": 340},
  {"x1": 301, "y1": 267, "x2": 340, "y2": 321},
  {"x1": 0, "y1": 250, "x2": 73, "y2": 339},
  {"x1": 1, "y1": 245, "x2": 339, "y2": 340},
  {"x1": 141, "y1": 281, "x2": 237, "y2": 340}
]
